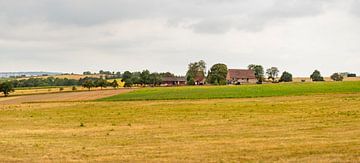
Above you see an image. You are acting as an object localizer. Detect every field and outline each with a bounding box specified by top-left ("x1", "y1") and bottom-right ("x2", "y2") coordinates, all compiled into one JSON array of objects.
[
  {"x1": 1, "y1": 82, "x2": 360, "y2": 162},
  {"x1": 101, "y1": 81, "x2": 360, "y2": 101}
]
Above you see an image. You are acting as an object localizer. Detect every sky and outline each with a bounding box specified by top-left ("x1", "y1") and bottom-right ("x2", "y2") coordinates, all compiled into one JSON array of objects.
[{"x1": 0, "y1": 0, "x2": 359, "y2": 76}]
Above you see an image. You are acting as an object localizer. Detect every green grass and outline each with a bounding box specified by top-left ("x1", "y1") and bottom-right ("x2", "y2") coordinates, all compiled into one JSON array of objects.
[
  {"x1": 1, "y1": 94, "x2": 360, "y2": 161},
  {"x1": 100, "y1": 81, "x2": 360, "y2": 101}
]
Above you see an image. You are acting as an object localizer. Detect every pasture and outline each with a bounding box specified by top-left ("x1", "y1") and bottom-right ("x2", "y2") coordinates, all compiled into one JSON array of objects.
[
  {"x1": 101, "y1": 81, "x2": 360, "y2": 101},
  {"x1": 0, "y1": 82, "x2": 360, "y2": 162}
]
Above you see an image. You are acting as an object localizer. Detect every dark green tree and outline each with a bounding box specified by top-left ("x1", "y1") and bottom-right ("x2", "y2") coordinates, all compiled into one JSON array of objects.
[
  {"x1": 186, "y1": 60, "x2": 206, "y2": 85},
  {"x1": 330, "y1": 73, "x2": 343, "y2": 81},
  {"x1": 0, "y1": 81, "x2": 15, "y2": 97},
  {"x1": 140, "y1": 70, "x2": 151, "y2": 85},
  {"x1": 310, "y1": 70, "x2": 324, "y2": 81},
  {"x1": 122, "y1": 71, "x2": 132, "y2": 81},
  {"x1": 279, "y1": 71, "x2": 293, "y2": 82},
  {"x1": 266, "y1": 67, "x2": 279, "y2": 81},
  {"x1": 248, "y1": 64, "x2": 265, "y2": 82},
  {"x1": 82, "y1": 80, "x2": 94, "y2": 91},
  {"x1": 123, "y1": 79, "x2": 133, "y2": 88},
  {"x1": 95, "y1": 79, "x2": 108, "y2": 89},
  {"x1": 207, "y1": 63, "x2": 228, "y2": 85},
  {"x1": 111, "y1": 80, "x2": 119, "y2": 89},
  {"x1": 149, "y1": 73, "x2": 162, "y2": 86}
]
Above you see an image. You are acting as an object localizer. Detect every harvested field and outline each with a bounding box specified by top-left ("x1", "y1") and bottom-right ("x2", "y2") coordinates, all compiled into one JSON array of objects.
[
  {"x1": 0, "y1": 93, "x2": 359, "y2": 162},
  {"x1": 0, "y1": 89, "x2": 134, "y2": 104}
]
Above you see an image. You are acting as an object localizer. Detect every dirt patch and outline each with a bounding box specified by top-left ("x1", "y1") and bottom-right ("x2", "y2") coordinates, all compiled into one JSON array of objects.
[{"x1": 0, "y1": 89, "x2": 134, "y2": 105}]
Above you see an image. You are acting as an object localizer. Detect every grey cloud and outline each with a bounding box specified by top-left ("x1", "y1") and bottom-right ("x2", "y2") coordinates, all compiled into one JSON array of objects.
[{"x1": 1, "y1": 0, "x2": 332, "y2": 32}]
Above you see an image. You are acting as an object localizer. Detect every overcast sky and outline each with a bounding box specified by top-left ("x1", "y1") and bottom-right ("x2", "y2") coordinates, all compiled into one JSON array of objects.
[{"x1": 0, "y1": 0, "x2": 359, "y2": 76}]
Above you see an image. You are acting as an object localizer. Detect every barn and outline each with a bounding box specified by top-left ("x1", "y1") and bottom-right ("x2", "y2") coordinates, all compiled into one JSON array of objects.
[{"x1": 226, "y1": 69, "x2": 257, "y2": 84}]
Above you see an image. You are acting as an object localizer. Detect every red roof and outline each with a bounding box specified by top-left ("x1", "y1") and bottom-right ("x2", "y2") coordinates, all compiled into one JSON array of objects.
[{"x1": 226, "y1": 69, "x2": 256, "y2": 80}]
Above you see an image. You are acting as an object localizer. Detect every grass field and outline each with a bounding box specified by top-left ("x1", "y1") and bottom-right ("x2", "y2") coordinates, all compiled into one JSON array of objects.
[
  {"x1": 101, "y1": 81, "x2": 360, "y2": 101},
  {"x1": 0, "y1": 93, "x2": 359, "y2": 162},
  {"x1": 1, "y1": 82, "x2": 360, "y2": 162}
]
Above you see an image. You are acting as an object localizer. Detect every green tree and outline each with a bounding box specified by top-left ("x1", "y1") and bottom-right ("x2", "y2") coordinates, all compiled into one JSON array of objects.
[
  {"x1": 330, "y1": 73, "x2": 343, "y2": 81},
  {"x1": 207, "y1": 63, "x2": 228, "y2": 85},
  {"x1": 83, "y1": 71, "x2": 92, "y2": 75},
  {"x1": 186, "y1": 60, "x2": 206, "y2": 85},
  {"x1": 82, "y1": 80, "x2": 94, "y2": 91},
  {"x1": 95, "y1": 79, "x2": 108, "y2": 89},
  {"x1": 149, "y1": 73, "x2": 162, "y2": 86},
  {"x1": 310, "y1": 70, "x2": 324, "y2": 82},
  {"x1": 111, "y1": 80, "x2": 119, "y2": 89},
  {"x1": 140, "y1": 70, "x2": 151, "y2": 85},
  {"x1": 248, "y1": 64, "x2": 264, "y2": 82},
  {"x1": 123, "y1": 79, "x2": 133, "y2": 88},
  {"x1": 266, "y1": 67, "x2": 279, "y2": 81},
  {"x1": 0, "y1": 81, "x2": 15, "y2": 97},
  {"x1": 279, "y1": 71, "x2": 293, "y2": 82},
  {"x1": 122, "y1": 71, "x2": 132, "y2": 81}
]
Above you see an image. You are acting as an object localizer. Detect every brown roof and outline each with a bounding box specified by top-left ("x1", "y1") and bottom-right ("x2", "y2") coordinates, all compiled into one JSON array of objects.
[
  {"x1": 162, "y1": 76, "x2": 186, "y2": 82},
  {"x1": 226, "y1": 69, "x2": 256, "y2": 80}
]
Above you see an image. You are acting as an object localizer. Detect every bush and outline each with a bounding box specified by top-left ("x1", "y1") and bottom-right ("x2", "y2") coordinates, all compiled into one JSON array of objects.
[
  {"x1": 59, "y1": 87, "x2": 64, "y2": 91},
  {"x1": 279, "y1": 71, "x2": 293, "y2": 82},
  {"x1": 310, "y1": 70, "x2": 324, "y2": 82},
  {"x1": 72, "y1": 86, "x2": 77, "y2": 91},
  {"x1": 331, "y1": 73, "x2": 344, "y2": 81}
]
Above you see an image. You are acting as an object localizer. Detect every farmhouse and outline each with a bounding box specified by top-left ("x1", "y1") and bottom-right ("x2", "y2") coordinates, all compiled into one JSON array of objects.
[
  {"x1": 226, "y1": 69, "x2": 257, "y2": 84},
  {"x1": 161, "y1": 76, "x2": 186, "y2": 86}
]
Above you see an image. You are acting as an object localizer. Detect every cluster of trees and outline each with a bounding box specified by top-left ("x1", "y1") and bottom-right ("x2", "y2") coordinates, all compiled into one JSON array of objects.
[
  {"x1": 186, "y1": 60, "x2": 294, "y2": 85},
  {"x1": 9, "y1": 77, "x2": 79, "y2": 88},
  {"x1": 121, "y1": 70, "x2": 167, "y2": 87},
  {"x1": 80, "y1": 77, "x2": 119, "y2": 90},
  {"x1": 83, "y1": 70, "x2": 122, "y2": 79}
]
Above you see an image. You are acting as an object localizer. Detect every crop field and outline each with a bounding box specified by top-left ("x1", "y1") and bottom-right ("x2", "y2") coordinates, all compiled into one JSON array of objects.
[
  {"x1": 1, "y1": 82, "x2": 360, "y2": 162},
  {"x1": 101, "y1": 81, "x2": 360, "y2": 101}
]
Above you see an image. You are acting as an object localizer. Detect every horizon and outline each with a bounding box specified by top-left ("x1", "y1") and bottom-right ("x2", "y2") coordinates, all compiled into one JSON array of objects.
[{"x1": 1, "y1": 0, "x2": 359, "y2": 76}]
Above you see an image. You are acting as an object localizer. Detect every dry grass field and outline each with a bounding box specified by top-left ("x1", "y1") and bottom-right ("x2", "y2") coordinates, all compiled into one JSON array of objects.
[
  {"x1": 0, "y1": 89, "x2": 134, "y2": 105},
  {"x1": 0, "y1": 92, "x2": 360, "y2": 162}
]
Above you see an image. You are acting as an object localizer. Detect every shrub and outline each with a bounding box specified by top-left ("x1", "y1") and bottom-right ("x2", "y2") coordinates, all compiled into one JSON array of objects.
[
  {"x1": 279, "y1": 71, "x2": 293, "y2": 82},
  {"x1": 310, "y1": 70, "x2": 324, "y2": 82},
  {"x1": 331, "y1": 73, "x2": 344, "y2": 81}
]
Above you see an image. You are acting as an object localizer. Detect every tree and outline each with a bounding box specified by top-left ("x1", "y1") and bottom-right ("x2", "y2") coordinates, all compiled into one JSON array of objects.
[
  {"x1": 186, "y1": 60, "x2": 206, "y2": 85},
  {"x1": 83, "y1": 71, "x2": 92, "y2": 75},
  {"x1": 248, "y1": 64, "x2": 264, "y2": 82},
  {"x1": 140, "y1": 70, "x2": 151, "y2": 85},
  {"x1": 149, "y1": 73, "x2": 162, "y2": 86},
  {"x1": 331, "y1": 73, "x2": 344, "y2": 81},
  {"x1": 310, "y1": 70, "x2": 324, "y2": 81},
  {"x1": 266, "y1": 67, "x2": 279, "y2": 81},
  {"x1": 279, "y1": 71, "x2": 293, "y2": 82},
  {"x1": 111, "y1": 80, "x2": 119, "y2": 89},
  {"x1": 122, "y1": 71, "x2": 132, "y2": 81},
  {"x1": 0, "y1": 81, "x2": 15, "y2": 97},
  {"x1": 207, "y1": 63, "x2": 228, "y2": 85},
  {"x1": 95, "y1": 79, "x2": 108, "y2": 89},
  {"x1": 82, "y1": 80, "x2": 94, "y2": 91},
  {"x1": 123, "y1": 79, "x2": 133, "y2": 88}
]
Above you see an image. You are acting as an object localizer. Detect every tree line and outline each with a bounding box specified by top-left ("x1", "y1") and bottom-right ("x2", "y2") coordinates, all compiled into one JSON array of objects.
[{"x1": 186, "y1": 60, "x2": 350, "y2": 85}]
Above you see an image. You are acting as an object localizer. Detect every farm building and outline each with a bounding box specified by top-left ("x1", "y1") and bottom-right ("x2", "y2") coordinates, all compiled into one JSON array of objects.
[
  {"x1": 226, "y1": 69, "x2": 257, "y2": 84},
  {"x1": 161, "y1": 77, "x2": 186, "y2": 86}
]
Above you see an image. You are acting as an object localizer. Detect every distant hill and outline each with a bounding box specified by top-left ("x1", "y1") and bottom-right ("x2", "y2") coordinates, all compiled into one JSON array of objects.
[{"x1": 0, "y1": 72, "x2": 62, "y2": 78}]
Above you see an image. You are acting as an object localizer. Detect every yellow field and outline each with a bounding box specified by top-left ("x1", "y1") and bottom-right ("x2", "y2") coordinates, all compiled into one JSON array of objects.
[
  {"x1": 11, "y1": 86, "x2": 116, "y2": 96},
  {"x1": 0, "y1": 93, "x2": 359, "y2": 162}
]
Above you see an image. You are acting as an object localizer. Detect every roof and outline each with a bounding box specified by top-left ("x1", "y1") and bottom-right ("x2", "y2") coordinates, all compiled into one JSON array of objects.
[
  {"x1": 162, "y1": 76, "x2": 186, "y2": 82},
  {"x1": 227, "y1": 69, "x2": 256, "y2": 80}
]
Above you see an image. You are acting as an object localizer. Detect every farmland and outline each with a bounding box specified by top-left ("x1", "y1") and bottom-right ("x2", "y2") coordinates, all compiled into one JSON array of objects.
[
  {"x1": 0, "y1": 82, "x2": 360, "y2": 162},
  {"x1": 101, "y1": 81, "x2": 360, "y2": 101}
]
